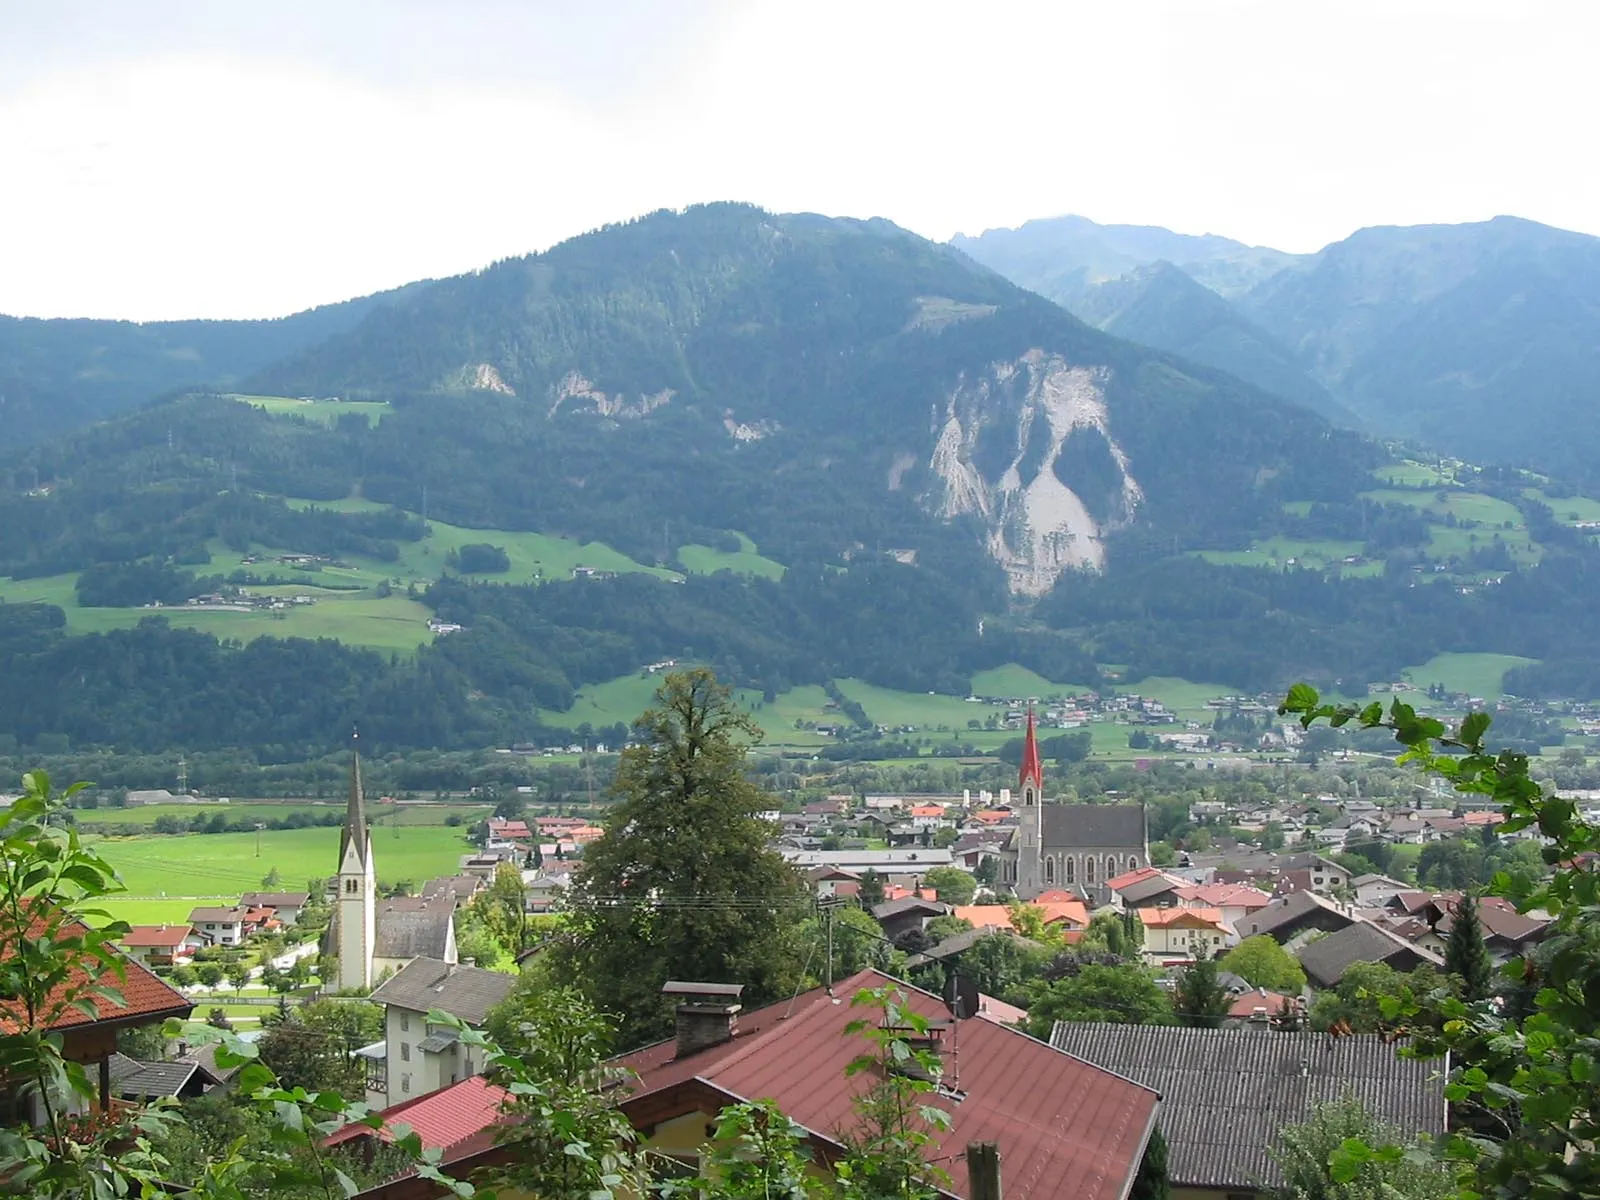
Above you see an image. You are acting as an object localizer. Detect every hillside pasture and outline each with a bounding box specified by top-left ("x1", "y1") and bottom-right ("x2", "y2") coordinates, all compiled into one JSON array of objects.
[
  {"x1": 76, "y1": 801, "x2": 489, "y2": 827},
  {"x1": 1192, "y1": 536, "x2": 1366, "y2": 570},
  {"x1": 1525, "y1": 489, "x2": 1600, "y2": 525},
  {"x1": 968, "y1": 664, "x2": 1096, "y2": 699},
  {"x1": 232, "y1": 394, "x2": 393, "y2": 426},
  {"x1": 1371, "y1": 461, "x2": 1457, "y2": 487},
  {"x1": 1400, "y1": 652, "x2": 1540, "y2": 700},
  {"x1": 676, "y1": 532, "x2": 785, "y2": 580}
]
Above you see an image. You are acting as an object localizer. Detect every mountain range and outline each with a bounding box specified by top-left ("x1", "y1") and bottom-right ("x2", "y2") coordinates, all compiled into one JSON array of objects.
[
  {"x1": 955, "y1": 214, "x2": 1600, "y2": 482},
  {"x1": 1, "y1": 203, "x2": 1599, "y2": 754}
]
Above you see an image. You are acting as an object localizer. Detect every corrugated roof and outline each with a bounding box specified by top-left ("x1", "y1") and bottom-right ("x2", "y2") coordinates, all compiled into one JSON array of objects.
[
  {"x1": 369, "y1": 957, "x2": 517, "y2": 1025},
  {"x1": 0, "y1": 904, "x2": 193, "y2": 1034},
  {"x1": 1040, "y1": 803, "x2": 1145, "y2": 849},
  {"x1": 1049, "y1": 1022, "x2": 1447, "y2": 1191},
  {"x1": 620, "y1": 969, "x2": 1159, "y2": 1200}
]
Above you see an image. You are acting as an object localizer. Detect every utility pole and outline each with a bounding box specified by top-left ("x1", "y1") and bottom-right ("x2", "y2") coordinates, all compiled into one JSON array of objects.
[
  {"x1": 254, "y1": 822, "x2": 266, "y2": 857},
  {"x1": 177, "y1": 757, "x2": 188, "y2": 796}
]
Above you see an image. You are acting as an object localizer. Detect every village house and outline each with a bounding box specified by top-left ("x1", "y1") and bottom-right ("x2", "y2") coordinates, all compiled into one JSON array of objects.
[
  {"x1": 0, "y1": 908, "x2": 193, "y2": 1125},
  {"x1": 1105, "y1": 866, "x2": 1188, "y2": 911},
  {"x1": 117, "y1": 923, "x2": 201, "y2": 967},
  {"x1": 870, "y1": 896, "x2": 951, "y2": 942},
  {"x1": 1172, "y1": 882, "x2": 1272, "y2": 930},
  {"x1": 1137, "y1": 906, "x2": 1232, "y2": 966},
  {"x1": 363, "y1": 957, "x2": 518, "y2": 1109},
  {"x1": 341, "y1": 971, "x2": 1161, "y2": 1200},
  {"x1": 1051, "y1": 1023, "x2": 1447, "y2": 1200},
  {"x1": 1296, "y1": 920, "x2": 1444, "y2": 989},
  {"x1": 187, "y1": 905, "x2": 250, "y2": 946},
  {"x1": 1240, "y1": 890, "x2": 1356, "y2": 949},
  {"x1": 238, "y1": 891, "x2": 311, "y2": 925}
]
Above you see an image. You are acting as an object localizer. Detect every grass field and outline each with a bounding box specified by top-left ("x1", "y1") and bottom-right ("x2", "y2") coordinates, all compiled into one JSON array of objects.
[
  {"x1": 1525, "y1": 489, "x2": 1600, "y2": 525},
  {"x1": 834, "y1": 680, "x2": 986, "y2": 731},
  {"x1": 735, "y1": 685, "x2": 837, "y2": 747},
  {"x1": 676, "y1": 533, "x2": 785, "y2": 580},
  {"x1": 536, "y1": 673, "x2": 670, "y2": 732},
  {"x1": 1193, "y1": 536, "x2": 1367, "y2": 571},
  {"x1": 1371, "y1": 461, "x2": 1457, "y2": 488},
  {"x1": 969, "y1": 664, "x2": 1096, "y2": 699},
  {"x1": 87, "y1": 825, "x2": 475, "y2": 899},
  {"x1": 1361, "y1": 489, "x2": 1526, "y2": 528},
  {"x1": 1399, "y1": 652, "x2": 1540, "y2": 699},
  {"x1": 75, "y1": 801, "x2": 489, "y2": 827},
  {"x1": 231, "y1": 395, "x2": 393, "y2": 426}
]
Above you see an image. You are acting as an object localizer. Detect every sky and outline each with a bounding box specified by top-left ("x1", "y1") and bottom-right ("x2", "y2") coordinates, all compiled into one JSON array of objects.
[{"x1": 1, "y1": 0, "x2": 1594, "y2": 321}]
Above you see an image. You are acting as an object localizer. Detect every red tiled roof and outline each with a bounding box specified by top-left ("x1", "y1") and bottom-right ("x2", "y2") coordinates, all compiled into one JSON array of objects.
[
  {"x1": 0, "y1": 905, "x2": 192, "y2": 1034},
  {"x1": 1227, "y1": 988, "x2": 1294, "y2": 1019},
  {"x1": 119, "y1": 924, "x2": 194, "y2": 948},
  {"x1": 1173, "y1": 883, "x2": 1272, "y2": 911},
  {"x1": 1138, "y1": 906, "x2": 1226, "y2": 930},
  {"x1": 620, "y1": 969, "x2": 1158, "y2": 1200},
  {"x1": 1105, "y1": 865, "x2": 1164, "y2": 892},
  {"x1": 1019, "y1": 707, "x2": 1044, "y2": 793},
  {"x1": 327, "y1": 1075, "x2": 509, "y2": 1152},
  {"x1": 954, "y1": 900, "x2": 1089, "y2": 932}
]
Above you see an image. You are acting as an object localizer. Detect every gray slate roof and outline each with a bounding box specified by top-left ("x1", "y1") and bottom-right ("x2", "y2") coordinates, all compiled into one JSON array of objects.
[
  {"x1": 373, "y1": 897, "x2": 456, "y2": 960},
  {"x1": 239, "y1": 892, "x2": 310, "y2": 908},
  {"x1": 421, "y1": 876, "x2": 482, "y2": 902},
  {"x1": 369, "y1": 956, "x2": 517, "y2": 1025},
  {"x1": 1040, "y1": 803, "x2": 1146, "y2": 849},
  {"x1": 1049, "y1": 1023, "x2": 1448, "y2": 1191},
  {"x1": 1297, "y1": 921, "x2": 1444, "y2": 988},
  {"x1": 1240, "y1": 891, "x2": 1354, "y2": 941},
  {"x1": 870, "y1": 897, "x2": 949, "y2": 921},
  {"x1": 904, "y1": 927, "x2": 1047, "y2": 966},
  {"x1": 107, "y1": 1053, "x2": 214, "y2": 1099},
  {"x1": 1117, "y1": 874, "x2": 1184, "y2": 905}
]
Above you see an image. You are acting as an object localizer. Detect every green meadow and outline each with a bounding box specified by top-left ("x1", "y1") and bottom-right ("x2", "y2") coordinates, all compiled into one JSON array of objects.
[
  {"x1": 676, "y1": 533, "x2": 785, "y2": 580},
  {"x1": 75, "y1": 801, "x2": 489, "y2": 827},
  {"x1": 1524, "y1": 489, "x2": 1600, "y2": 525},
  {"x1": 1370, "y1": 461, "x2": 1458, "y2": 488},
  {"x1": 1400, "y1": 652, "x2": 1540, "y2": 700},
  {"x1": 86, "y1": 824, "x2": 476, "y2": 899},
  {"x1": 231, "y1": 394, "x2": 394, "y2": 426},
  {"x1": 968, "y1": 664, "x2": 1096, "y2": 699}
]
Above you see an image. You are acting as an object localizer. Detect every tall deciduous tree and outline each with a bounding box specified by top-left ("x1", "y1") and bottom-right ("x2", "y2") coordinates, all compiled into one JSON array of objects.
[
  {"x1": 1222, "y1": 935, "x2": 1307, "y2": 993},
  {"x1": 1444, "y1": 892, "x2": 1494, "y2": 1002},
  {"x1": 559, "y1": 669, "x2": 809, "y2": 1046}
]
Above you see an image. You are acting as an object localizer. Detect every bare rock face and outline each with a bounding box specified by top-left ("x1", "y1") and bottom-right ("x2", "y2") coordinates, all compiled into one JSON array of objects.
[{"x1": 923, "y1": 349, "x2": 1141, "y2": 596}]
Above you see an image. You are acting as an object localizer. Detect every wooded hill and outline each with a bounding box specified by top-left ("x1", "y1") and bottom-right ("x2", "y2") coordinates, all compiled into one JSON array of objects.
[{"x1": 3, "y1": 205, "x2": 1600, "y2": 755}]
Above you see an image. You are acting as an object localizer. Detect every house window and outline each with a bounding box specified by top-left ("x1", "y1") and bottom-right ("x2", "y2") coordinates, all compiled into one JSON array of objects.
[
  {"x1": 400, "y1": 1073, "x2": 411, "y2": 1094},
  {"x1": 1064, "y1": 857, "x2": 1074, "y2": 884},
  {"x1": 400, "y1": 1043, "x2": 410, "y2": 1062},
  {"x1": 400, "y1": 1012, "x2": 410, "y2": 1032}
]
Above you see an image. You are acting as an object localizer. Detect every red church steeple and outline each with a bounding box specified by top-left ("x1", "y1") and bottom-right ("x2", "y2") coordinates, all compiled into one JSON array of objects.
[{"x1": 1019, "y1": 705, "x2": 1043, "y2": 794}]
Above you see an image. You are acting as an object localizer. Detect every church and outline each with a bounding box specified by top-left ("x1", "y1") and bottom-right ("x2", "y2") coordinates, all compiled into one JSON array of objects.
[
  {"x1": 1001, "y1": 709, "x2": 1149, "y2": 907},
  {"x1": 324, "y1": 745, "x2": 457, "y2": 991}
]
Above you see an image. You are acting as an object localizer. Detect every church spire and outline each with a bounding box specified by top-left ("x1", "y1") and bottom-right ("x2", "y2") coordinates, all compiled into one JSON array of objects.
[
  {"x1": 340, "y1": 730, "x2": 368, "y2": 867},
  {"x1": 1019, "y1": 705, "x2": 1043, "y2": 794}
]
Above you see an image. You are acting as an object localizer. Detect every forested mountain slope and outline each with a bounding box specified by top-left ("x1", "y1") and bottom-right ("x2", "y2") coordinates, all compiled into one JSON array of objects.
[
  {"x1": 5, "y1": 204, "x2": 1600, "y2": 756},
  {"x1": 0, "y1": 283, "x2": 425, "y2": 450}
]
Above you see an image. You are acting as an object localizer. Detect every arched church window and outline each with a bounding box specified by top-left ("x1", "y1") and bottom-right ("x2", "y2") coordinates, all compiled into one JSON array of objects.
[
  {"x1": 344, "y1": 879, "x2": 358, "y2": 894},
  {"x1": 1044, "y1": 857, "x2": 1054, "y2": 884},
  {"x1": 1064, "y1": 857, "x2": 1074, "y2": 884},
  {"x1": 1086, "y1": 857, "x2": 1095, "y2": 883},
  {"x1": 1128, "y1": 855, "x2": 1139, "y2": 873},
  {"x1": 1105, "y1": 855, "x2": 1116, "y2": 879}
]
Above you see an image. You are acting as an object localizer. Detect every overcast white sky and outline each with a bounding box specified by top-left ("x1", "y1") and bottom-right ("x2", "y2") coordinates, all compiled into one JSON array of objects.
[{"x1": 1, "y1": 1, "x2": 1592, "y2": 320}]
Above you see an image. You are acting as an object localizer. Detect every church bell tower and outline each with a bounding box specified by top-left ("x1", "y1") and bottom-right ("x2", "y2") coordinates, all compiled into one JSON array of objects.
[
  {"x1": 1015, "y1": 706, "x2": 1045, "y2": 899},
  {"x1": 336, "y1": 735, "x2": 377, "y2": 991}
]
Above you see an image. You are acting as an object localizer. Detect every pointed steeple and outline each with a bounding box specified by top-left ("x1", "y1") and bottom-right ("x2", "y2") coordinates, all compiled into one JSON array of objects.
[
  {"x1": 1019, "y1": 705, "x2": 1043, "y2": 794},
  {"x1": 340, "y1": 730, "x2": 368, "y2": 867}
]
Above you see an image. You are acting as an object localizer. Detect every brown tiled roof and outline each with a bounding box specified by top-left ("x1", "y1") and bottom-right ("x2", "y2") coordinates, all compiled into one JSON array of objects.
[
  {"x1": 1296, "y1": 921, "x2": 1444, "y2": 988},
  {"x1": 1240, "y1": 891, "x2": 1353, "y2": 941},
  {"x1": 119, "y1": 923, "x2": 194, "y2": 948},
  {"x1": 1050, "y1": 1022, "x2": 1447, "y2": 1191},
  {"x1": 188, "y1": 905, "x2": 249, "y2": 923},
  {"x1": 618, "y1": 970, "x2": 1159, "y2": 1200},
  {"x1": 239, "y1": 891, "x2": 310, "y2": 908}
]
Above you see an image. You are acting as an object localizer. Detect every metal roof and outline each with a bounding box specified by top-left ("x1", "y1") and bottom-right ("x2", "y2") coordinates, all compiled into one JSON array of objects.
[
  {"x1": 661, "y1": 981, "x2": 744, "y2": 998},
  {"x1": 1049, "y1": 1022, "x2": 1447, "y2": 1191}
]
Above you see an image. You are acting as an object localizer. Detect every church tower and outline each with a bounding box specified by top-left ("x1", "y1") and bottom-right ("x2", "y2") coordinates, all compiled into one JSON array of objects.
[
  {"x1": 335, "y1": 737, "x2": 377, "y2": 991},
  {"x1": 1015, "y1": 706, "x2": 1045, "y2": 899}
]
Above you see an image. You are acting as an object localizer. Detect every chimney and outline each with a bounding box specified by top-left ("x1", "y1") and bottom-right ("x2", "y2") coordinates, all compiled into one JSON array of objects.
[{"x1": 662, "y1": 981, "x2": 744, "y2": 1058}]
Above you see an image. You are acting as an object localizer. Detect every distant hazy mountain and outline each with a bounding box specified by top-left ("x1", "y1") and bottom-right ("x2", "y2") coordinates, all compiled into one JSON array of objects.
[
  {"x1": 952, "y1": 214, "x2": 1303, "y2": 308},
  {"x1": 1239, "y1": 216, "x2": 1600, "y2": 477},
  {"x1": 959, "y1": 213, "x2": 1600, "y2": 480},
  {"x1": 0, "y1": 284, "x2": 426, "y2": 449}
]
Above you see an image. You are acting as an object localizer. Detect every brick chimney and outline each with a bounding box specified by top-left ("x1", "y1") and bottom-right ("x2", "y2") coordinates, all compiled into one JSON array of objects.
[{"x1": 662, "y1": 981, "x2": 744, "y2": 1058}]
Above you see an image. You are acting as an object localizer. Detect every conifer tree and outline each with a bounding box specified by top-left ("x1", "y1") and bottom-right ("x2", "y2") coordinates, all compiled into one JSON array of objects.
[{"x1": 1444, "y1": 891, "x2": 1493, "y2": 1001}]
